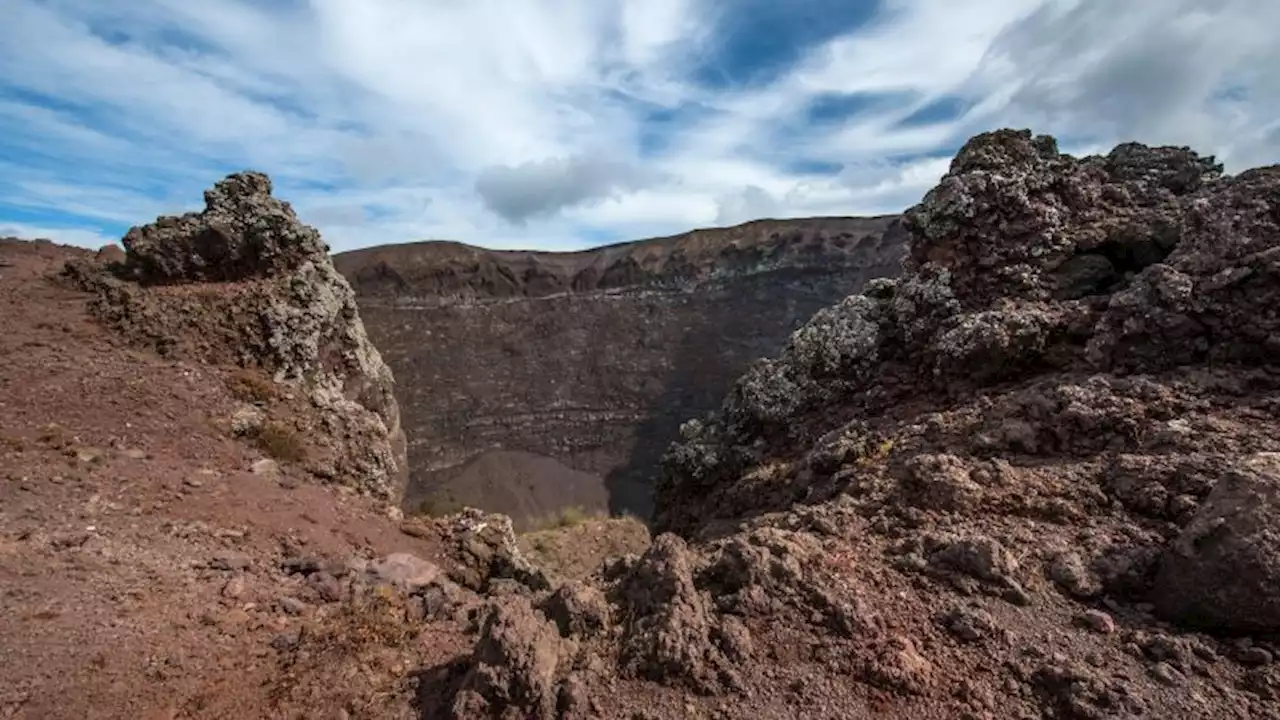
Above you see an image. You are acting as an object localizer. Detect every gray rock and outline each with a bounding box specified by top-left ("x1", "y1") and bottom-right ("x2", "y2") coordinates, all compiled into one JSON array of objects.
[
  {"x1": 1238, "y1": 646, "x2": 1274, "y2": 667},
  {"x1": 271, "y1": 626, "x2": 302, "y2": 652},
  {"x1": 280, "y1": 597, "x2": 308, "y2": 616},
  {"x1": 1047, "y1": 552, "x2": 1102, "y2": 599},
  {"x1": 929, "y1": 535, "x2": 1019, "y2": 584},
  {"x1": 941, "y1": 606, "x2": 997, "y2": 642},
  {"x1": 1153, "y1": 453, "x2": 1280, "y2": 632},
  {"x1": 308, "y1": 572, "x2": 343, "y2": 603},
  {"x1": 1076, "y1": 610, "x2": 1116, "y2": 635},
  {"x1": 367, "y1": 552, "x2": 444, "y2": 592}
]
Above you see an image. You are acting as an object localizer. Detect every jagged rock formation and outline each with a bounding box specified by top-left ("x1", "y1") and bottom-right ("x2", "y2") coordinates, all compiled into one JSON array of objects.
[
  {"x1": 64, "y1": 172, "x2": 409, "y2": 501},
  {"x1": 334, "y1": 217, "x2": 906, "y2": 519},
  {"x1": 434, "y1": 130, "x2": 1280, "y2": 719}
]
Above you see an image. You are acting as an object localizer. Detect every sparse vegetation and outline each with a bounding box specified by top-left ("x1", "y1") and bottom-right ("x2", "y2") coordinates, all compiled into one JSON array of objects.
[
  {"x1": 254, "y1": 421, "x2": 306, "y2": 462},
  {"x1": 860, "y1": 437, "x2": 895, "y2": 465},
  {"x1": 519, "y1": 511, "x2": 652, "y2": 582},
  {"x1": 226, "y1": 367, "x2": 278, "y2": 403},
  {"x1": 526, "y1": 504, "x2": 605, "y2": 532}
]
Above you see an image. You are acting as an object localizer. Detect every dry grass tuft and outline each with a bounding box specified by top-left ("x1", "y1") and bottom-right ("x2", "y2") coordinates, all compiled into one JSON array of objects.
[
  {"x1": 254, "y1": 421, "x2": 306, "y2": 462},
  {"x1": 226, "y1": 368, "x2": 278, "y2": 403},
  {"x1": 526, "y1": 504, "x2": 605, "y2": 532}
]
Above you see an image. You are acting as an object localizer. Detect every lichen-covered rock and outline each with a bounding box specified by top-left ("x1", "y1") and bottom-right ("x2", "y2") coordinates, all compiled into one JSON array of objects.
[
  {"x1": 120, "y1": 172, "x2": 326, "y2": 283},
  {"x1": 443, "y1": 130, "x2": 1280, "y2": 718},
  {"x1": 64, "y1": 172, "x2": 409, "y2": 500},
  {"x1": 1153, "y1": 453, "x2": 1280, "y2": 632},
  {"x1": 447, "y1": 509, "x2": 551, "y2": 593},
  {"x1": 929, "y1": 303, "x2": 1062, "y2": 382},
  {"x1": 653, "y1": 129, "x2": 1257, "y2": 537}
]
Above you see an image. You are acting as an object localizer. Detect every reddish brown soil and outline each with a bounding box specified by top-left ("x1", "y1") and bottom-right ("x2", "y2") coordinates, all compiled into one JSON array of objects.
[{"x1": 0, "y1": 240, "x2": 462, "y2": 719}]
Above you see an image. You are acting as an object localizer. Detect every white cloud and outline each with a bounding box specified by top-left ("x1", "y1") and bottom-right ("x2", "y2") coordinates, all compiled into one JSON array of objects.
[
  {"x1": 0, "y1": 221, "x2": 117, "y2": 249},
  {"x1": 475, "y1": 153, "x2": 664, "y2": 223},
  {"x1": 0, "y1": 0, "x2": 1275, "y2": 253}
]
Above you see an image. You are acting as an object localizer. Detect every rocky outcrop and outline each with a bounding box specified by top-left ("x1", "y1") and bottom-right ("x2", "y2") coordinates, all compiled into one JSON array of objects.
[
  {"x1": 435, "y1": 130, "x2": 1280, "y2": 719},
  {"x1": 64, "y1": 172, "x2": 409, "y2": 501},
  {"x1": 653, "y1": 130, "x2": 1263, "y2": 535},
  {"x1": 334, "y1": 217, "x2": 906, "y2": 519}
]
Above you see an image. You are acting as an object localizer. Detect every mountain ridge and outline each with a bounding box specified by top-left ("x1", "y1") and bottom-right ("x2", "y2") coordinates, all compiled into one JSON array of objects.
[{"x1": 334, "y1": 215, "x2": 906, "y2": 301}]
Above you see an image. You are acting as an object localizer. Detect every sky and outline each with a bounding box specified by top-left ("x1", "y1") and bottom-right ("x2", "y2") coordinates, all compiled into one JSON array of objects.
[{"x1": 0, "y1": 0, "x2": 1277, "y2": 253}]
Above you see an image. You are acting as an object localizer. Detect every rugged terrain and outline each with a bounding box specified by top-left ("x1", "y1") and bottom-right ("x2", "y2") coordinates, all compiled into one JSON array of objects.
[
  {"x1": 0, "y1": 233, "x2": 459, "y2": 719},
  {"x1": 431, "y1": 130, "x2": 1280, "y2": 719},
  {"x1": 5, "y1": 126, "x2": 1280, "y2": 720},
  {"x1": 334, "y1": 217, "x2": 906, "y2": 521}
]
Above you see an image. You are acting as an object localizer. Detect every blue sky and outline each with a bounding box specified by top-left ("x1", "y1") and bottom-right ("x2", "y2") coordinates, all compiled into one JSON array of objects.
[{"x1": 1, "y1": 0, "x2": 1276, "y2": 253}]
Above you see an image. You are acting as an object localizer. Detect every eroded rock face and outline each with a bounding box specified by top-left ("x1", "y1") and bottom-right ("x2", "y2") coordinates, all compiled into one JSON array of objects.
[
  {"x1": 334, "y1": 217, "x2": 906, "y2": 519},
  {"x1": 653, "y1": 129, "x2": 1267, "y2": 537},
  {"x1": 446, "y1": 509, "x2": 551, "y2": 593},
  {"x1": 64, "y1": 172, "x2": 409, "y2": 500},
  {"x1": 433, "y1": 129, "x2": 1280, "y2": 719}
]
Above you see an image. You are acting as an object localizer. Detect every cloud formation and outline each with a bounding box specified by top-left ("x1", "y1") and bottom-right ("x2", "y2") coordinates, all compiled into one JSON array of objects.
[
  {"x1": 0, "y1": 0, "x2": 1275, "y2": 252},
  {"x1": 475, "y1": 154, "x2": 661, "y2": 224}
]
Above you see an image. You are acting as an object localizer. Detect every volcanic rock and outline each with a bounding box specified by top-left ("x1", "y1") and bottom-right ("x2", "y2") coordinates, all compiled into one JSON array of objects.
[
  {"x1": 438, "y1": 129, "x2": 1280, "y2": 719},
  {"x1": 64, "y1": 172, "x2": 409, "y2": 500},
  {"x1": 1153, "y1": 452, "x2": 1280, "y2": 632}
]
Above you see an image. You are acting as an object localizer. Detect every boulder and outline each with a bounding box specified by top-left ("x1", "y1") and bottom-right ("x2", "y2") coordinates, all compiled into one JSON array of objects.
[{"x1": 1152, "y1": 453, "x2": 1280, "y2": 632}]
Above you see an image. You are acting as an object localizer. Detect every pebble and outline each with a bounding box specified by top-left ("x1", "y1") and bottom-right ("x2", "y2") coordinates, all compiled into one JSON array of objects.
[
  {"x1": 221, "y1": 576, "x2": 247, "y2": 599},
  {"x1": 281, "y1": 555, "x2": 323, "y2": 575},
  {"x1": 308, "y1": 572, "x2": 343, "y2": 602},
  {"x1": 271, "y1": 627, "x2": 302, "y2": 651},
  {"x1": 1077, "y1": 610, "x2": 1116, "y2": 634},
  {"x1": 399, "y1": 521, "x2": 432, "y2": 539},
  {"x1": 942, "y1": 606, "x2": 996, "y2": 642},
  {"x1": 280, "y1": 597, "x2": 308, "y2": 616},
  {"x1": 1150, "y1": 662, "x2": 1182, "y2": 686},
  {"x1": 209, "y1": 552, "x2": 252, "y2": 571},
  {"x1": 250, "y1": 459, "x2": 280, "y2": 476}
]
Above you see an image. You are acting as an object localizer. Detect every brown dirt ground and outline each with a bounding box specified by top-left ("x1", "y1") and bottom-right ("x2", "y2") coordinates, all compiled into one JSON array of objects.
[{"x1": 0, "y1": 240, "x2": 464, "y2": 719}]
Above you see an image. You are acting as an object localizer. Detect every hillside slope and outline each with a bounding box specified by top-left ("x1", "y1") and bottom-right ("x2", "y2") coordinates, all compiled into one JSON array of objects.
[
  {"x1": 0, "y1": 224, "x2": 460, "y2": 717},
  {"x1": 335, "y1": 216, "x2": 907, "y2": 521}
]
